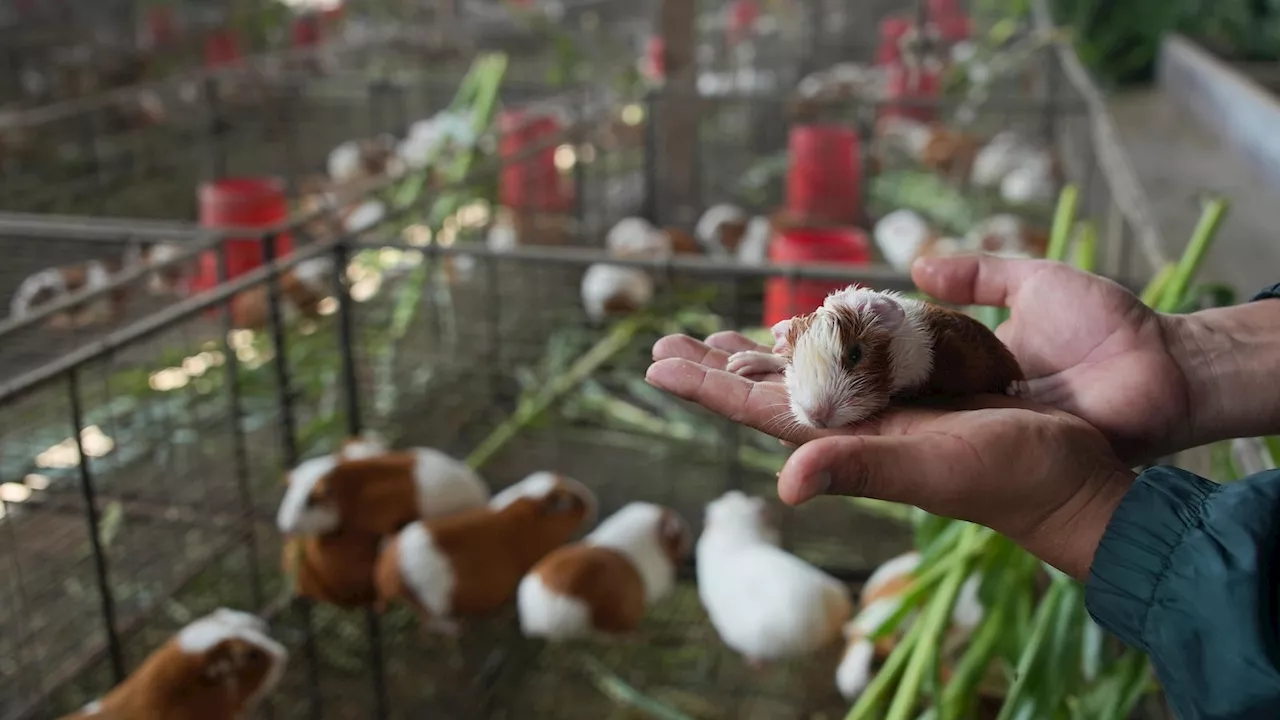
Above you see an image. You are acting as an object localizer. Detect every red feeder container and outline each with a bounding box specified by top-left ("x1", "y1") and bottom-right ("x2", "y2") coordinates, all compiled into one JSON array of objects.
[
  {"x1": 936, "y1": 14, "x2": 972, "y2": 42},
  {"x1": 191, "y1": 178, "x2": 293, "y2": 299},
  {"x1": 291, "y1": 14, "x2": 322, "y2": 48},
  {"x1": 204, "y1": 30, "x2": 242, "y2": 68},
  {"x1": 786, "y1": 125, "x2": 861, "y2": 226},
  {"x1": 880, "y1": 63, "x2": 942, "y2": 123},
  {"x1": 727, "y1": 0, "x2": 759, "y2": 45},
  {"x1": 498, "y1": 110, "x2": 575, "y2": 213},
  {"x1": 146, "y1": 6, "x2": 179, "y2": 48},
  {"x1": 644, "y1": 36, "x2": 665, "y2": 81},
  {"x1": 763, "y1": 227, "x2": 872, "y2": 327},
  {"x1": 876, "y1": 15, "x2": 912, "y2": 66}
]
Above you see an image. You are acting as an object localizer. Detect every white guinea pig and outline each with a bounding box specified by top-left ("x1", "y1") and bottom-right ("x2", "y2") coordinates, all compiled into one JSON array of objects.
[
  {"x1": 517, "y1": 502, "x2": 692, "y2": 640},
  {"x1": 696, "y1": 491, "x2": 853, "y2": 667}
]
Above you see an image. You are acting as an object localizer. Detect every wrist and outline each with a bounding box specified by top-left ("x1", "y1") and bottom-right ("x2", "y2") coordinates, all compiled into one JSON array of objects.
[
  {"x1": 1020, "y1": 466, "x2": 1136, "y2": 582},
  {"x1": 1165, "y1": 298, "x2": 1280, "y2": 448}
]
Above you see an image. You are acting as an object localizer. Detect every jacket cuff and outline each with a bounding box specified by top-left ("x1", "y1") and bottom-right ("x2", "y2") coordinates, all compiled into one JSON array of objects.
[
  {"x1": 1083, "y1": 466, "x2": 1221, "y2": 650},
  {"x1": 1252, "y1": 283, "x2": 1280, "y2": 301}
]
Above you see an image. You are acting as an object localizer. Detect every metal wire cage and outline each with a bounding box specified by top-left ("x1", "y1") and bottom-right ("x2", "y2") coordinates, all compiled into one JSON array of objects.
[{"x1": 0, "y1": 3, "x2": 1175, "y2": 720}]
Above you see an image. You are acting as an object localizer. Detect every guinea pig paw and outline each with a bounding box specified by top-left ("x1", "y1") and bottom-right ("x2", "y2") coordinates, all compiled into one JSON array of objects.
[{"x1": 726, "y1": 351, "x2": 787, "y2": 378}]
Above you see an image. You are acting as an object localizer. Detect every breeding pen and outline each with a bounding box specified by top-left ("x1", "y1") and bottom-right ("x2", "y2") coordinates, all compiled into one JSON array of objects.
[{"x1": 0, "y1": 3, "x2": 1190, "y2": 720}]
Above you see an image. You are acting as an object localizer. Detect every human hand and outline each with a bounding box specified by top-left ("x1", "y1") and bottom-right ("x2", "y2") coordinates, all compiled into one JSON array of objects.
[
  {"x1": 911, "y1": 254, "x2": 1193, "y2": 464},
  {"x1": 645, "y1": 338, "x2": 1135, "y2": 579}
]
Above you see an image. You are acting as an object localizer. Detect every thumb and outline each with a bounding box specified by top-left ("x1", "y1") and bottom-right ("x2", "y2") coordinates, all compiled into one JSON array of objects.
[
  {"x1": 911, "y1": 254, "x2": 1049, "y2": 308},
  {"x1": 777, "y1": 434, "x2": 970, "y2": 508}
]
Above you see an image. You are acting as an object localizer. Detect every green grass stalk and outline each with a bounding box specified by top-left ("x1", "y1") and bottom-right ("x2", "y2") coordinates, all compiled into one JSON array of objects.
[
  {"x1": 1046, "y1": 185, "x2": 1080, "y2": 262},
  {"x1": 465, "y1": 317, "x2": 645, "y2": 470},
  {"x1": 993, "y1": 578, "x2": 1072, "y2": 720},
  {"x1": 1159, "y1": 198, "x2": 1230, "y2": 311}
]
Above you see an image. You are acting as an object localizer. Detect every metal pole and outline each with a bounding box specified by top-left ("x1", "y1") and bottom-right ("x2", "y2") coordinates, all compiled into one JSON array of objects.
[
  {"x1": 260, "y1": 233, "x2": 323, "y2": 720},
  {"x1": 68, "y1": 369, "x2": 126, "y2": 683},
  {"x1": 331, "y1": 241, "x2": 390, "y2": 720}
]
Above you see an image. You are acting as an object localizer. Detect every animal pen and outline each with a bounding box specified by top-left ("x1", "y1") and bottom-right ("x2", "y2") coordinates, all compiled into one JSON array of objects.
[{"x1": 0, "y1": 1, "x2": 1203, "y2": 719}]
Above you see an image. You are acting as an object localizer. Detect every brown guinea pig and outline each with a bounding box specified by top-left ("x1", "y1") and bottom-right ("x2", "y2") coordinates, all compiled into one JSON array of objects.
[
  {"x1": 517, "y1": 502, "x2": 692, "y2": 640},
  {"x1": 59, "y1": 609, "x2": 286, "y2": 720},
  {"x1": 285, "y1": 525, "x2": 384, "y2": 608},
  {"x1": 373, "y1": 472, "x2": 598, "y2": 634}
]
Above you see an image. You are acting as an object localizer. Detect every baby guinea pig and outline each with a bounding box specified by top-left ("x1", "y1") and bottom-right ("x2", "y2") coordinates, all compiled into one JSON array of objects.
[
  {"x1": 373, "y1": 472, "x2": 598, "y2": 634},
  {"x1": 61, "y1": 608, "x2": 286, "y2": 720},
  {"x1": 726, "y1": 287, "x2": 1025, "y2": 429},
  {"x1": 517, "y1": 502, "x2": 692, "y2": 640}
]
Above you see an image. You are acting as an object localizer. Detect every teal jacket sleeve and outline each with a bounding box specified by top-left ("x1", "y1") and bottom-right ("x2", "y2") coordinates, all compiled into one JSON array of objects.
[{"x1": 1085, "y1": 466, "x2": 1280, "y2": 720}]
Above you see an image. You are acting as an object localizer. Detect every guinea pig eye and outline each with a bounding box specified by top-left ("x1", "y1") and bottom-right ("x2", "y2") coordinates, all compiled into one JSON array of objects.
[{"x1": 845, "y1": 345, "x2": 863, "y2": 368}]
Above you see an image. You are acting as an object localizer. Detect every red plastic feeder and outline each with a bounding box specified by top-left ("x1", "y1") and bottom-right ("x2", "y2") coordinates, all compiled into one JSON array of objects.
[
  {"x1": 644, "y1": 36, "x2": 665, "y2": 81},
  {"x1": 191, "y1": 178, "x2": 293, "y2": 299},
  {"x1": 498, "y1": 110, "x2": 575, "y2": 213},
  {"x1": 727, "y1": 0, "x2": 759, "y2": 45},
  {"x1": 876, "y1": 15, "x2": 912, "y2": 66},
  {"x1": 204, "y1": 30, "x2": 243, "y2": 68},
  {"x1": 292, "y1": 14, "x2": 323, "y2": 48},
  {"x1": 786, "y1": 125, "x2": 861, "y2": 226},
  {"x1": 763, "y1": 227, "x2": 871, "y2": 327},
  {"x1": 146, "y1": 6, "x2": 179, "y2": 48},
  {"x1": 881, "y1": 63, "x2": 942, "y2": 123}
]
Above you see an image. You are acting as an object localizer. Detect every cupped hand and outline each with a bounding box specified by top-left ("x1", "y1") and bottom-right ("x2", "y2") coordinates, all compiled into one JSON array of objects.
[
  {"x1": 912, "y1": 254, "x2": 1194, "y2": 464},
  {"x1": 646, "y1": 335, "x2": 1135, "y2": 579}
]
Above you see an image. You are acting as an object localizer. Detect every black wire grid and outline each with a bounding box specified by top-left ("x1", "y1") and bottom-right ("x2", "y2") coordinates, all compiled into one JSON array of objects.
[{"x1": 0, "y1": 2, "x2": 1168, "y2": 718}]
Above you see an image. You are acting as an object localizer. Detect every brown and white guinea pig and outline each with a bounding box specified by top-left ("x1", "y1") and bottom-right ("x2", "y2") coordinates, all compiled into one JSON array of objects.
[
  {"x1": 696, "y1": 491, "x2": 853, "y2": 667},
  {"x1": 725, "y1": 287, "x2": 1025, "y2": 429},
  {"x1": 276, "y1": 443, "x2": 491, "y2": 539},
  {"x1": 580, "y1": 217, "x2": 678, "y2": 325},
  {"x1": 516, "y1": 502, "x2": 692, "y2": 640},
  {"x1": 694, "y1": 204, "x2": 777, "y2": 265},
  {"x1": 277, "y1": 440, "x2": 488, "y2": 608},
  {"x1": 372, "y1": 471, "x2": 598, "y2": 634},
  {"x1": 835, "y1": 551, "x2": 983, "y2": 700},
  {"x1": 227, "y1": 255, "x2": 336, "y2": 331},
  {"x1": 327, "y1": 135, "x2": 403, "y2": 190},
  {"x1": 60, "y1": 608, "x2": 287, "y2": 720}
]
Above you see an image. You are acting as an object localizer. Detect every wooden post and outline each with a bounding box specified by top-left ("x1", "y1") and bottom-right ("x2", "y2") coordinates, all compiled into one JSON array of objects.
[{"x1": 655, "y1": 0, "x2": 699, "y2": 226}]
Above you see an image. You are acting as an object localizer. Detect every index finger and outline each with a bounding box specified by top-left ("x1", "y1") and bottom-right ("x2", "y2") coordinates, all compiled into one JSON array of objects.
[{"x1": 645, "y1": 358, "x2": 829, "y2": 445}]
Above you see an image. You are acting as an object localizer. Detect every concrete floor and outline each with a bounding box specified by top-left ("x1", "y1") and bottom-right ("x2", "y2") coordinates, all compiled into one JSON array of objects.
[{"x1": 1109, "y1": 87, "x2": 1280, "y2": 297}]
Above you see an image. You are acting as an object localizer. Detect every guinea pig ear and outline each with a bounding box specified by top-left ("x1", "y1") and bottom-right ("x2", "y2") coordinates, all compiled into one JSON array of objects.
[
  {"x1": 200, "y1": 640, "x2": 242, "y2": 685},
  {"x1": 659, "y1": 510, "x2": 693, "y2": 560},
  {"x1": 544, "y1": 489, "x2": 584, "y2": 516},
  {"x1": 770, "y1": 319, "x2": 794, "y2": 355},
  {"x1": 860, "y1": 294, "x2": 906, "y2": 332}
]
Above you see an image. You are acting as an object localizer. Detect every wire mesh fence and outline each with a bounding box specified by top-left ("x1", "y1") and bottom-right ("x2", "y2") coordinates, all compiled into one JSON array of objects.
[{"x1": 0, "y1": 2, "x2": 1182, "y2": 719}]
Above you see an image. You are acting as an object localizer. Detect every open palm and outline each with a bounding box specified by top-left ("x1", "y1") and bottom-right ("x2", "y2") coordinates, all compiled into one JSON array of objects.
[{"x1": 912, "y1": 255, "x2": 1193, "y2": 463}]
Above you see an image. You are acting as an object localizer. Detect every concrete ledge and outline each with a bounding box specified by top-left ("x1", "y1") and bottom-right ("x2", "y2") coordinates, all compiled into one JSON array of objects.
[{"x1": 1158, "y1": 34, "x2": 1280, "y2": 189}]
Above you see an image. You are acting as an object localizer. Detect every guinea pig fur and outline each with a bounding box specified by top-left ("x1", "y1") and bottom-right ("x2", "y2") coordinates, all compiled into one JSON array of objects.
[
  {"x1": 61, "y1": 608, "x2": 286, "y2": 720},
  {"x1": 835, "y1": 551, "x2": 983, "y2": 700},
  {"x1": 517, "y1": 502, "x2": 692, "y2": 640},
  {"x1": 727, "y1": 287, "x2": 1025, "y2": 429},
  {"x1": 696, "y1": 491, "x2": 853, "y2": 666},
  {"x1": 276, "y1": 446, "x2": 490, "y2": 538},
  {"x1": 286, "y1": 523, "x2": 384, "y2": 608},
  {"x1": 373, "y1": 472, "x2": 598, "y2": 632}
]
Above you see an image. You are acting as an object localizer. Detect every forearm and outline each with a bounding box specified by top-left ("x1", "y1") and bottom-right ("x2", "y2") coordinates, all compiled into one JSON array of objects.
[
  {"x1": 1167, "y1": 295, "x2": 1280, "y2": 449},
  {"x1": 1087, "y1": 466, "x2": 1280, "y2": 720}
]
